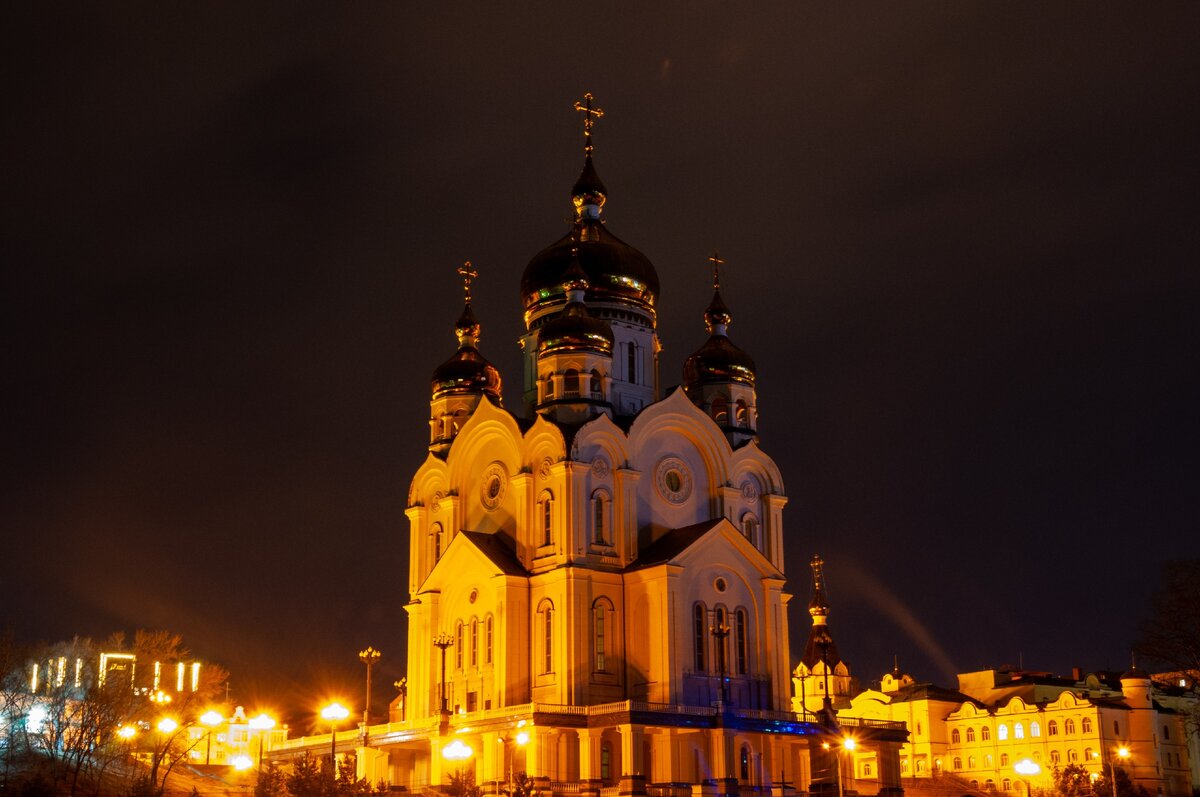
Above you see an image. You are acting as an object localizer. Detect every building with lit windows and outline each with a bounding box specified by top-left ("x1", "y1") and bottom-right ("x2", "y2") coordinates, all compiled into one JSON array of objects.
[{"x1": 272, "y1": 95, "x2": 907, "y2": 795}]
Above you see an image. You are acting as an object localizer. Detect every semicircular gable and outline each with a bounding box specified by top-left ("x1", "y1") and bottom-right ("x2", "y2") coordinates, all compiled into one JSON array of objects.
[
  {"x1": 409, "y1": 454, "x2": 450, "y2": 508},
  {"x1": 730, "y1": 442, "x2": 785, "y2": 496},
  {"x1": 523, "y1": 416, "x2": 568, "y2": 470},
  {"x1": 572, "y1": 413, "x2": 631, "y2": 469}
]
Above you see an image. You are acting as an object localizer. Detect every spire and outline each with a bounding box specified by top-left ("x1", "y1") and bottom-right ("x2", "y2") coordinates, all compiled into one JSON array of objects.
[
  {"x1": 809, "y1": 555, "x2": 830, "y2": 623},
  {"x1": 704, "y1": 251, "x2": 733, "y2": 334},
  {"x1": 571, "y1": 92, "x2": 608, "y2": 220},
  {"x1": 454, "y1": 261, "x2": 480, "y2": 348},
  {"x1": 431, "y1": 261, "x2": 502, "y2": 405}
]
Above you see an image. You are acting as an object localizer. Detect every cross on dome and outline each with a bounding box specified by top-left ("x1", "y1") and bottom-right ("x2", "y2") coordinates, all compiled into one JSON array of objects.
[
  {"x1": 573, "y1": 92, "x2": 605, "y2": 156},
  {"x1": 708, "y1": 251, "x2": 725, "y2": 291},
  {"x1": 457, "y1": 261, "x2": 478, "y2": 305}
]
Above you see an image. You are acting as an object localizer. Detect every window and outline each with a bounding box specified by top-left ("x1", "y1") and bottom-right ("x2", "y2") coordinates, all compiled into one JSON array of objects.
[
  {"x1": 741, "y1": 514, "x2": 758, "y2": 543},
  {"x1": 1015, "y1": 722, "x2": 1025, "y2": 739},
  {"x1": 740, "y1": 746, "x2": 750, "y2": 782},
  {"x1": 590, "y1": 369, "x2": 602, "y2": 397},
  {"x1": 712, "y1": 396, "x2": 728, "y2": 425},
  {"x1": 1067, "y1": 750, "x2": 1078, "y2": 763},
  {"x1": 916, "y1": 760, "x2": 925, "y2": 774},
  {"x1": 1064, "y1": 719, "x2": 1076, "y2": 735},
  {"x1": 1082, "y1": 717, "x2": 1092, "y2": 734},
  {"x1": 986, "y1": 755, "x2": 994, "y2": 768},
  {"x1": 693, "y1": 604, "x2": 707, "y2": 671},
  {"x1": 538, "y1": 601, "x2": 554, "y2": 673},
  {"x1": 1050, "y1": 751, "x2": 1060, "y2": 765},
  {"x1": 1113, "y1": 720, "x2": 1119, "y2": 735},
  {"x1": 1048, "y1": 720, "x2": 1058, "y2": 736},
  {"x1": 901, "y1": 760, "x2": 909, "y2": 773},
  {"x1": 952, "y1": 729, "x2": 962, "y2": 744},
  {"x1": 953, "y1": 757, "x2": 962, "y2": 771},
  {"x1": 981, "y1": 726, "x2": 991, "y2": 741},
  {"x1": 592, "y1": 492, "x2": 608, "y2": 544},
  {"x1": 1031, "y1": 721, "x2": 1041, "y2": 738},
  {"x1": 735, "y1": 399, "x2": 748, "y2": 427},
  {"x1": 564, "y1": 369, "x2": 580, "y2": 398},
  {"x1": 485, "y1": 615, "x2": 493, "y2": 664},
  {"x1": 432, "y1": 523, "x2": 444, "y2": 562},
  {"x1": 998, "y1": 724, "x2": 1009, "y2": 741},
  {"x1": 735, "y1": 609, "x2": 748, "y2": 675},
  {"x1": 470, "y1": 619, "x2": 479, "y2": 667},
  {"x1": 627, "y1": 343, "x2": 638, "y2": 384},
  {"x1": 455, "y1": 621, "x2": 464, "y2": 669},
  {"x1": 1084, "y1": 748, "x2": 1093, "y2": 763},
  {"x1": 1000, "y1": 754, "x2": 1009, "y2": 767},
  {"x1": 968, "y1": 756, "x2": 976, "y2": 769},
  {"x1": 1003, "y1": 780, "x2": 1012, "y2": 792},
  {"x1": 593, "y1": 600, "x2": 611, "y2": 672},
  {"x1": 863, "y1": 763, "x2": 873, "y2": 777},
  {"x1": 1163, "y1": 724, "x2": 1170, "y2": 741},
  {"x1": 601, "y1": 743, "x2": 611, "y2": 782},
  {"x1": 967, "y1": 727, "x2": 976, "y2": 743},
  {"x1": 540, "y1": 492, "x2": 553, "y2": 546},
  {"x1": 985, "y1": 780, "x2": 994, "y2": 791}
]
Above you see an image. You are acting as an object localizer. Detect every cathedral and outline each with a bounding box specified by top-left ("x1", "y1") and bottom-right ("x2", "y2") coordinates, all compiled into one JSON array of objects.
[{"x1": 282, "y1": 96, "x2": 906, "y2": 797}]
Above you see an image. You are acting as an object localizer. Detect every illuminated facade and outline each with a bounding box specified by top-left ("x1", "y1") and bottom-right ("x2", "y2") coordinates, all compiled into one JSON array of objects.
[
  {"x1": 835, "y1": 667, "x2": 1195, "y2": 797},
  {"x1": 273, "y1": 95, "x2": 906, "y2": 795}
]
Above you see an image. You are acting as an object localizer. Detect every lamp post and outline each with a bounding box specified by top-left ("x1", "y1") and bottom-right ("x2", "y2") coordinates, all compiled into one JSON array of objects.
[
  {"x1": 1108, "y1": 746, "x2": 1130, "y2": 797},
  {"x1": 815, "y1": 629, "x2": 835, "y2": 725},
  {"x1": 838, "y1": 737, "x2": 856, "y2": 797},
  {"x1": 1014, "y1": 757, "x2": 1040, "y2": 797},
  {"x1": 359, "y1": 646, "x2": 382, "y2": 738},
  {"x1": 433, "y1": 633, "x2": 454, "y2": 727},
  {"x1": 199, "y1": 710, "x2": 223, "y2": 766},
  {"x1": 249, "y1": 713, "x2": 277, "y2": 775},
  {"x1": 394, "y1": 678, "x2": 408, "y2": 722},
  {"x1": 321, "y1": 702, "x2": 350, "y2": 779},
  {"x1": 498, "y1": 727, "x2": 530, "y2": 795},
  {"x1": 709, "y1": 613, "x2": 731, "y2": 708}
]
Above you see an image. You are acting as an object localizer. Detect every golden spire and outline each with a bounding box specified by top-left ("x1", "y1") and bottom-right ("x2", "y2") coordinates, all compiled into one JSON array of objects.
[
  {"x1": 708, "y1": 251, "x2": 725, "y2": 292},
  {"x1": 809, "y1": 555, "x2": 830, "y2": 620},
  {"x1": 573, "y1": 92, "x2": 605, "y2": 156},
  {"x1": 457, "y1": 261, "x2": 478, "y2": 305}
]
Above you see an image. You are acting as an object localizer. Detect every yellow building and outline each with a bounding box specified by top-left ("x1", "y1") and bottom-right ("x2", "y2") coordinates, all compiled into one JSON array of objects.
[{"x1": 273, "y1": 95, "x2": 906, "y2": 796}]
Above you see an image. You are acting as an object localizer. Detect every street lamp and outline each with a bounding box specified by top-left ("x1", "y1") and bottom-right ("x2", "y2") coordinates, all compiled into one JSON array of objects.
[
  {"x1": 359, "y1": 646, "x2": 382, "y2": 736},
  {"x1": 498, "y1": 725, "x2": 529, "y2": 795},
  {"x1": 199, "y1": 710, "x2": 223, "y2": 766},
  {"x1": 394, "y1": 677, "x2": 408, "y2": 722},
  {"x1": 838, "y1": 737, "x2": 856, "y2": 797},
  {"x1": 249, "y1": 713, "x2": 277, "y2": 773},
  {"x1": 1014, "y1": 758, "x2": 1040, "y2": 797},
  {"x1": 321, "y1": 702, "x2": 350, "y2": 778},
  {"x1": 1108, "y1": 746, "x2": 1130, "y2": 797},
  {"x1": 157, "y1": 717, "x2": 178, "y2": 734},
  {"x1": 433, "y1": 633, "x2": 454, "y2": 723}
]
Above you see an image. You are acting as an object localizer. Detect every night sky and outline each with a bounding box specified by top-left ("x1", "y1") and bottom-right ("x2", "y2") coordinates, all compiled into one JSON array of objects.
[{"x1": 5, "y1": 3, "x2": 1198, "y2": 728}]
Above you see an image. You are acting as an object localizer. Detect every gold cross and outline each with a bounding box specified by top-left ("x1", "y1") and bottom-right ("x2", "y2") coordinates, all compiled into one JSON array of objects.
[
  {"x1": 708, "y1": 251, "x2": 725, "y2": 291},
  {"x1": 573, "y1": 92, "x2": 605, "y2": 155},
  {"x1": 457, "y1": 261, "x2": 478, "y2": 304}
]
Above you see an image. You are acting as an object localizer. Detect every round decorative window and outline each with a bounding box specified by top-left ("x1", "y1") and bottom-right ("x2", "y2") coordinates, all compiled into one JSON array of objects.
[
  {"x1": 480, "y1": 463, "x2": 507, "y2": 510},
  {"x1": 654, "y1": 457, "x2": 693, "y2": 504},
  {"x1": 714, "y1": 577, "x2": 727, "y2": 593},
  {"x1": 469, "y1": 588, "x2": 478, "y2": 604}
]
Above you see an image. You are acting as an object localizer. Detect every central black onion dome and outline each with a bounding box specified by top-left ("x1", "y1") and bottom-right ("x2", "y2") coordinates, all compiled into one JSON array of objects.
[
  {"x1": 683, "y1": 286, "x2": 756, "y2": 388},
  {"x1": 522, "y1": 156, "x2": 659, "y2": 322},
  {"x1": 537, "y1": 259, "x2": 615, "y2": 356},
  {"x1": 431, "y1": 303, "x2": 502, "y2": 401}
]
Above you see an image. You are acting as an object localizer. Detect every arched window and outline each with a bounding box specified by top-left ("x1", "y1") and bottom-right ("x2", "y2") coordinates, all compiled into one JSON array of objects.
[
  {"x1": 1003, "y1": 779, "x2": 1012, "y2": 792},
  {"x1": 735, "y1": 609, "x2": 748, "y2": 675},
  {"x1": 901, "y1": 759, "x2": 910, "y2": 773},
  {"x1": 1000, "y1": 754, "x2": 1009, "y2": 767},
  {"x1": 985, "y1": 754, "x2": 993, "y2": 768},
  {"x1": 592, "y1": 491, "x2": 609, "y2": 544},
  {"x1": 1081, "y1": 717, "x2": 1092, "y2": 734},
  {"x1": 601, "y1": 743, "x2": 612, "y2": 783},
  {"x1": 998, "y1": 724, "x2": 1009, "y2": 741},
  {"x1": 740, "y1": 745, "x2": 750, "y2": 782},
  {"x1": 1050, "y1": 750, "x2": 1060, "y2": 765},
  {"x1": 1064, "y1": 719, "x2": 1076, "y2": 735},
  {"x1": 968, "y1": 756, "x2": 976, "y2": 769},
  {"x1": 590, "y1": 369, "x2": 603, "y2": 397},
  {"x1": 985, "y1": 779, "x2": 994, "y2": 791},
  {"x1": 693, "y1": 604, "x2": 707, "y2": 671},
  {"x1": 538, "y1": 601, "x2": 554, "y2": 674},
  {"x1": 564, "y1": 369, "x2": 581, "y2": 398},
  {"x1": 1048, "y1": 720, "x2": 1058, "y2": 736},
  {"x1": 712, "y1": 396, "x2": 729, "y2": 425},
  {"x1": 967, "y1": 727, "x2": 976, "y2": 743},
  {"x1": 741, "y1": 513, "x2": 758, "y2": 543},
  {"x1": 714, "y1": 606, "x2": 729, "y2": 672},
  {"x1": 593, "y1": 599, "x2": 612, "y2": 673},
  {"x1": 735, "y1": 399, "x2": 748, "y2": 427},
  {"x1": 1067, "y1": 749, "x2": 1078, "y2": 763},
  {"x1": 953, "y1": 757, "x2": 962, "y2": 771},
  {"x1": 915, "y1": 760, "x2": 925, "y2": 773},
  {"x1": 539, "y1": 492, "x2": 553, "y2": 546},
  {"x1": 1015, "y1": 722, "x2": 1025, "y2": 739},
  {"x1": 484, "y1": 615, "x2": 493, "y2": 664},
  {"x1": 626, "y1": 343, "x2": 638, "y2": 384},
  {"x1": 1031, "y1": 721, "x2": 1041, "y2": 738},
  {"x1": 432, "y1": 522, "x2": 444, "y2": 562},
  {"x1": 864, "y1": 763, "x2": 873, "y2": 777},
  {"x1": 952, "y1": 729, "x2": 961, "y2": 744},
  {"x1": 452, "y1": 409, "x2": 467, "y2": 434},
  {"x1": 1084, "y1": 748, "x2": 1093, "y2": 763},
  {"x1": 455, "y1": 621, "x2": 464, "y2": 669},
  {"x1": 981, "y1": 726, "x2": 991, "y2": 741},
  {"x1": 470, "y1": 618, "x2": 479, "y2": 667}
]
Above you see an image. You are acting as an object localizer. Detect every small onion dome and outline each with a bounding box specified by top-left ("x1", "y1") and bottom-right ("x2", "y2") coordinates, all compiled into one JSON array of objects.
[
  {"x1": 683, "y1": 289, "x2": 756, "y2": 388},
  {"x1": 1120, "y1": 665, "x2": 1150, "y2": 682},
  {"x1": 522, "y1": 158, "x2": 659, "y2": 320},
  {"x1": 431, "y1": 304, "x2": 502, "y2": 401},
  {"x1": 537, "y1": 265, "x2": 614, "y2": 356}
]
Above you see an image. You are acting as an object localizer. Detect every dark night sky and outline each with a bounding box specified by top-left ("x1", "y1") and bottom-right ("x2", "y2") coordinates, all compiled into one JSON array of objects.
[{"x1": 4, "y1": 3, "x2": 1198, "y2": 728}]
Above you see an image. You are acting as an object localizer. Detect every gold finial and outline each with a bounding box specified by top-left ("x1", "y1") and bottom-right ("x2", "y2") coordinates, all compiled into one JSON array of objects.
[
  {"x1": 708, "y1": 251, "x2": 725, "y2": 291},
  {"x1": 457, "y1": 261, "x2": 478, "y2": 304},
  {"x1": 573, "y1": 92, "x2": 605, "y2": 156}
]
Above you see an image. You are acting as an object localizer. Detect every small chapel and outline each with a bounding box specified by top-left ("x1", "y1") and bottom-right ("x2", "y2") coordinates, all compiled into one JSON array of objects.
[{"x1": 277, "y1": 95, "x2": 906, "y2": 797}]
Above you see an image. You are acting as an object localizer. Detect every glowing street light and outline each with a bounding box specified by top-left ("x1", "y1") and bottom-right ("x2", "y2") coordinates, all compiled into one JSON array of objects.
[
  {"x1": 321, "y1": 702, "x2": 351, "y2": 778},
  {"x1": 199, "y1": 710, "x2": 223, "y2": 766},
  {"x1": 1014, "y1": 758, "x2": 1041, "y2": 796},
  {"x1": 358, "y1": 647, "x2": 382, "y2": 736},
  {"x1": 442, "y1": 739, "x2": 473, "y2": 761},
  {"x1": 157, "y1": 717, "x2": 179, "y2": 734},
  {"x1": 1107, "y1": 746, "x2": 1131, "y2": 797},
  {"x1": 232, "y1": 755, "x2": 253, "y2": 771},
  {"x1": 249, "y1": 713, "x2": 277, "y2": 773}
]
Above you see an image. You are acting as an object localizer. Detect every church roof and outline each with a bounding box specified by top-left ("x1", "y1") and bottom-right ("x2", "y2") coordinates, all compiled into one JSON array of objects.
[
  {"x1": 888, "y1": 682, "x2": 984, "y2": 707},
  {"x1": 625, "y1": 519, "x2": 725, "y2": 571},
  {"x1": 800, "y1": 623, "x2": 843, "y2": 670},
  {"x1": 458, "y1": 530, "x2": 527, "y2": 576}
]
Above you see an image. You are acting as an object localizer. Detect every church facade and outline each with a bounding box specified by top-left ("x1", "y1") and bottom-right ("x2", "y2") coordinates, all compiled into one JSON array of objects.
[{"x1": 276, "y1": 96, "x2": 906, "y2": 797}]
